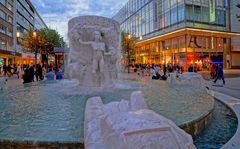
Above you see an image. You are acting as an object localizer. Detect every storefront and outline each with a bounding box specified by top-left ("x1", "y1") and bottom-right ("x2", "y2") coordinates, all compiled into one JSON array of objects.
[
  {"x1": 135, "y1": 29, "x2": 234, "y2": 70},
  {"x1": 0, "y1": 49, "x2": 22, "y2": 66},
  {"x1": 21, "y1": 53, "x2": 40, "y2": 65}
]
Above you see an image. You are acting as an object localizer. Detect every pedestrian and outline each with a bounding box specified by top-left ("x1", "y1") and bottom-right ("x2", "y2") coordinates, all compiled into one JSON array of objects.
[
  {"x1": 193, "y1": 64, "x2": 198, "y2": 72},
  {"x1": 141, "y1": 66, "x2": 145, "y2": 77},
  {"x1": 42, "y1": 65, "x2": 46, "y2": 79},
  {"x1": 3, "y1": 64, "x2": 7, "y2": 76},
  {"x1": 213, "y1": 65, "x2": 225, "y2": 85},
  {"x1": 56, "y1": 68, "x2": 63, "y2": 80},
  {"x1": 46, "y1": 68, "x2": 55, "y2": 80},
  {"x1": 38, "y1": 64, "x2": 43, "y2": 80},
  {"x1": 23, "y1": 66, "x2": 32, "y2": 84},
  {"x1": 7, "y1": 64, "x2": 12, "y2": 77},
  {"x1": 188, "y1": 65, "x2": 194, "y2": 72},
  {"x1": 17, "y1": 64, "x2": 21, "y2": 79},
  {"x1": 29, "y1": 65, "x2": 35, "y2": 82},
  {"x1": 210, "y1": 64, "x2": 216, "y2": 79},
  {"x1": 35, "y1": 65, "x2": 39, "y2": 81},
  {"x1": 146, "y1": 64, "x2": 150, "y2": 76}
]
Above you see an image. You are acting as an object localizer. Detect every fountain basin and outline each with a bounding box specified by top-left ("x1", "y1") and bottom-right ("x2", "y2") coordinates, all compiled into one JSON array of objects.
[{"x1": 0, "y1": 77, "x2": 235, "y2": 148}]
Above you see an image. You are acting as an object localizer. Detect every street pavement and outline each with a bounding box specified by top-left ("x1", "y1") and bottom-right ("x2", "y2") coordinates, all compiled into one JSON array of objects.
[
  {"x1": 209, "y1": 78, "x2": 240, "y2": 99},
  {"x1": 201, "y1": 69, "x2": 240, "y2": 99}
]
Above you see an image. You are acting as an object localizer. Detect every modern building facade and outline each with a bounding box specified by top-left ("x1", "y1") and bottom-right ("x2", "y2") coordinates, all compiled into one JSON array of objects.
[
  {"x1": 0, "y1": 0, "x2": 15, "y2": 66},
  {"x1": 113, "y1": 0, "x2": 240, "y2": 69},
  {"x1": 0, "y1": 0, "x2": 47, "y2": 66}
]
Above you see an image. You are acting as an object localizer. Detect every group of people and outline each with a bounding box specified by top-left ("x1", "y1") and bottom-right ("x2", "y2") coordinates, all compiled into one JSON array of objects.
[
  {"x1": 188, "y1": 64, "x2": 199, "y2": 73},
  {"x1": 134, "y1": 63, "x2": 183, "y2": 80},
  {"x1": 22, "y1": 64, "x2": 63, "y2": 83},
  {"x1": 22, "y1": 64, "x2": 45, "y2": 83},
  {"x1": 0, "y1": 64, "x2": 18, "y2": 77},
  {"x1": 133, "y1": 63, "x2": 225, "y2": 85},
  {"x1": 0, "y1": 63, "x2": 64, "y2": 84}
]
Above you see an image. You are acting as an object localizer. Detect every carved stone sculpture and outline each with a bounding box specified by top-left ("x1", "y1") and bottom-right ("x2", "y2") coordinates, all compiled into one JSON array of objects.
[
  {"x1": 67, "y1": 16, "x2": 120, "y2": 87},
  {"x1": 84, "y1": 91, "x2": 196, "y2": 149}
]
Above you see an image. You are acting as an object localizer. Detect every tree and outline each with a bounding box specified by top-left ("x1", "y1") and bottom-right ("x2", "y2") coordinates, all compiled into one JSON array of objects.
[
  {"x1": 237, "y1": 4, "x2": 240, "y2": 21},
  {"x1": 21, "y1": 29, "x2": 46, "y2": 66},
  {"x1": 20, "y1": 28, "x2": 65, "y2": 66},
  {"x1": 121, "y1": 32, "x2": 136, "y2": 73}
]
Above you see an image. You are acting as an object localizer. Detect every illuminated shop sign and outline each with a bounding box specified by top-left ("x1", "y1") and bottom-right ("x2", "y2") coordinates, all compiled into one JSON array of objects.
[
  {"x1": 188, "y1": 36, "x2": 223, "y2": 53},
  {"x1": 209, "y1": 0, "x2": 216, "y2": 23}
]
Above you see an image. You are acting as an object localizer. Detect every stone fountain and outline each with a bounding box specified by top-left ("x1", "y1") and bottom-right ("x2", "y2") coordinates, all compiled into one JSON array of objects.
[
  {"x1": 67, "y1": 16, "x2": 120, "y2": 87},
  {"x1": 67, "y1": 16, "x2": 196, "y2": 149}
]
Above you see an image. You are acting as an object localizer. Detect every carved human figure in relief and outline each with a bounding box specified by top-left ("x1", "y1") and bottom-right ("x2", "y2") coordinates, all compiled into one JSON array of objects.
[{"x1": 78, "y1": 31, "x2": 112, "y2": 74}]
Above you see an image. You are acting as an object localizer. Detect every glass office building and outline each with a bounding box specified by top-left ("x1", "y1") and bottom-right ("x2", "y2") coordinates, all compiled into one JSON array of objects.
[{"x1": 113, "y1": 0, "x2": 240, "y2": 69}]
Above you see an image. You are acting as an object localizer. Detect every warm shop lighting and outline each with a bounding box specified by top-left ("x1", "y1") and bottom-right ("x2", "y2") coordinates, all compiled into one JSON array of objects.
[{"x1": 137, "y1": 28, "x2": 240, "y2": 45}]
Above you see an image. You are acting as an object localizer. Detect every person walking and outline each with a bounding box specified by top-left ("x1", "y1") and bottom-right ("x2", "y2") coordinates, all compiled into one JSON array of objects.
[
  {"x1": 213, "y1": 65, "x2": 225, "y2": 85},
  {"x1": 17, "y1": 64, "x2": 21, "y2": 79}
]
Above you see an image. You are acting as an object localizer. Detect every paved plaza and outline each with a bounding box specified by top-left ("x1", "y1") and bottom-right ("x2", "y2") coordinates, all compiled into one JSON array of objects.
[{"x1": 3, "y1": 69, "x2": 240, "y2": 99}]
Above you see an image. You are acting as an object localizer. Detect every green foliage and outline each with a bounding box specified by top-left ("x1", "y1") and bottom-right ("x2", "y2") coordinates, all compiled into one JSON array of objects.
[
  {"x1": 121, "y1": 32, "x2": 136, "y2": 55},
  {"x1": 21, "y1": 28, "x2": 65, "y2": 55},
  {"x1": 21, "y1": 29, "x2": 46, "y2": 53},
  {"x1": 121, "y1": 32, "x2": 137, "y2": 66},
  {"x1": 38, "y1": 28, "x2": 65, "y2": 48}
]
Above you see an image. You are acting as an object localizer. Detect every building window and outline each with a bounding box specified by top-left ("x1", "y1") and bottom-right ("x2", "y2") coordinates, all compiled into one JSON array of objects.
[
  {"x1": 216, "y1": 9, "x2": 226, "y2": 25},
  {"x1": 171, "y1": 7, "x2": 178, "y2": 24},
  {"x1": 178, "y1": 5, "x2": 185, "y2": 22},
  {"x1": 8, "y1": 16, "x2": 12, "y2": 23},
  {"x1": 0, "y1": 0, "x2": 6, "y2": 5},
  {"x1": 0, "y1": 39, "x2": 7, "y2": 50},
  {"x1": 7, "y1": 2, "x2": 13, "y2": 11},
  {"x1": 0, "y1": 24, "x2": 7, "y2": 34},
  {"x1": 7, "y1": 28, "x2": 12, "y2": 37},
  {"x1": 0, "y1": 9, "x2": 6, "y2": 20}
]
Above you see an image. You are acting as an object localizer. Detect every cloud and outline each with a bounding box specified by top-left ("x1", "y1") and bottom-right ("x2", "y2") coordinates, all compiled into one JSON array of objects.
[{"x1": 32, "y1": 0, "x2": 128, "y2": 43}]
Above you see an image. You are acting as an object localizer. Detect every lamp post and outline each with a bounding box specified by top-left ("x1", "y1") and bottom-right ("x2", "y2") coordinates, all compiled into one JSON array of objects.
[
  {"x1": 127, "y1": 34, "x2": 131, "y2": 73},
  {"x1": 16, "y1": 31, "x2": 21, "y2": 64},
  {"x1": 33, "y1": 31, "x2": 37, "y2": 67}
]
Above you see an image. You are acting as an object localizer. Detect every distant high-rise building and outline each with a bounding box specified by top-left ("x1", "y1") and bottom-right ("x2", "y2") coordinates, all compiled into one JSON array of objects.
[
  {"x1": 113, "y1": 0, "x2": 240, "y2": 69},
  {"x1": 0, "y1": 0, "x2": 47, "y2": 66}
]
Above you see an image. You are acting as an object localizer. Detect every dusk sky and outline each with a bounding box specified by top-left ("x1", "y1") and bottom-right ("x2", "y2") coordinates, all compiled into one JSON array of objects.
[{"x1": 32, "y1": 0, "x2": 128, "y2": 42}]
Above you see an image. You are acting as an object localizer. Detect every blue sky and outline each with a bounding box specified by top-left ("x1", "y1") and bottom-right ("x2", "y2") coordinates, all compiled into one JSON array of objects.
[{"x1": 32, "y1": 0, "x2": 128, "y2": 41}]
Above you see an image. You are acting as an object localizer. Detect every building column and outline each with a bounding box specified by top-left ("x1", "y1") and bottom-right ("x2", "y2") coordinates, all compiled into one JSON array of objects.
[{"x1": 223, "y1": 38, "x2": 231, "y2": 69}]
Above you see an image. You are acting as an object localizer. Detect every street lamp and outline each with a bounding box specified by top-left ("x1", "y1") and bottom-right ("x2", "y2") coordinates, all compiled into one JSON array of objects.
[
  {"x1": 16, "y1": 31, "x2": 20, "y2": 38},
  {"x1": 33, "y1": 31, "x2": 37, "y2": 38},
  {"x1": 33, "y1": 31, "x2": 37, "y2": 67},
  {"x1": 127, "y1": 34, "x2": 132, "y2": 73},
  {"x1": 15, "y1": 31, "x2": 22, "y2": 64}
]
